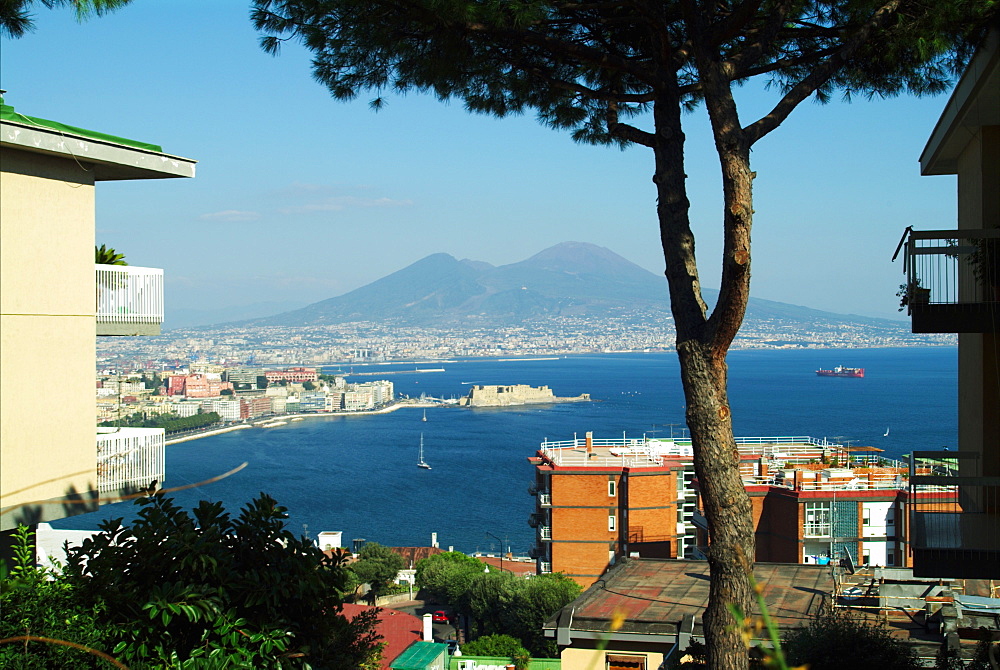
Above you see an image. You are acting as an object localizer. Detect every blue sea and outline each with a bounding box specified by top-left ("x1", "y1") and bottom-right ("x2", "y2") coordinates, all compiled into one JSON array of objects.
[{"x1": 56, "y1": 348, "x2": 956, "y2": 555}]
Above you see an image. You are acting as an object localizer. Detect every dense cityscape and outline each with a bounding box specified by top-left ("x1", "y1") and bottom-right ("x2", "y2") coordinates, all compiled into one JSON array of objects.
[{"x1": 98, "y1": 312, "x2": 955, "y2": 372}]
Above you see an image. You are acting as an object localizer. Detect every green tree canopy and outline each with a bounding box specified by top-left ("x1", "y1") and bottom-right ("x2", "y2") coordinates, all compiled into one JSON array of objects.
[
  {"x1": 415, "y1": 551, "x2": 487, "y2": 603},
  {"x1": 252, "y1": 3, "x2": 997, "y2": 667},
  {"x1": 350, "y1": 542, "x2": 406, "y2": 597},
  {"x1": 59, "y1": 493, "x2": 382, "y2": 669},
  {"x1": 503, "y1": 573, "x2": 581, "y2": 657},
  {"x1": 1, "y1": 0, "x2": 133, "y2": 38}
]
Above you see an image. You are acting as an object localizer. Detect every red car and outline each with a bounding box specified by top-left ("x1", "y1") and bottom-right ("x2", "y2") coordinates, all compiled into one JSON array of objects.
[{"x1": 432, "y1": 610, "x2": 448, "y2": 623}]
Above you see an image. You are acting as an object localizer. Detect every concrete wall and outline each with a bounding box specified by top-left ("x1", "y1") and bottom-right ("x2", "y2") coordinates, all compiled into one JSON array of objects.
[
  {"x1": 548, "y1": 468, "x2": 678, "y2": 586},
  {"x1": 561, "y1": 647, "x2": 664, "y2": 670},
  {"x1": 1, "y1": 150, "x2": 98, "y2": 528},
  {"x1": 957, "y1": 125, "x2": 1000, "y2": 484}
]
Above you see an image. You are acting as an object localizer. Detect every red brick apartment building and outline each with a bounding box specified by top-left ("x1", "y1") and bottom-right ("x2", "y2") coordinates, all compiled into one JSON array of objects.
[
  {"x1": 528, "y1": 433, "x2": 958, "y2": 587},
  {"x1": 528, "y1": 432, "x2": 691, "y2": 587}
]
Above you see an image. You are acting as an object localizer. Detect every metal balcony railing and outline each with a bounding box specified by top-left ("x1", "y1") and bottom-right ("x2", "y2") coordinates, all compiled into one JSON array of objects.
[
  {"x1": 96, "y1": 264, "x2": 164, "y2": 336},
  {"x1": 527, "y1": 483, "x2": 539, "y2": 496},
  {"x1": 538, "y1": 492, "x2": 551, "y2": 506},
  {"x1": 539, "y1": 526, "x2": 552, "y2": 541},
  {"x1": 539, "y1": 562, "x2": 552, "y2": 574},
  {"x1": 893, "y1": 228, "x2": 1000, "y2": 332},
  {"x1": 97, "y1": 427, "x2": 165, "y2": 495},
  {"x1": 528, "y1": 513, "x2": 543, "y2": 528},
  {"x1": 908, "y1": 450, "x2": 1000, "y2": 579}
]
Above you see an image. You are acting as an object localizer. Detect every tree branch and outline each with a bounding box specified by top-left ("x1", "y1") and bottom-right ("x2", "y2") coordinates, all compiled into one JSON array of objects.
[
  {"x1": 743, "y1": 0, "x2": 904, "y2": 145},
  {"x1": 727, "y1": 0, "x2": 799, "y2": 74}
]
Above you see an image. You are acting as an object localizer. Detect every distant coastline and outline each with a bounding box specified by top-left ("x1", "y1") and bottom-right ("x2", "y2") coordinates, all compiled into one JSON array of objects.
[{"x1": 164, "y1": 401, "x2": 440, "y2": 445}]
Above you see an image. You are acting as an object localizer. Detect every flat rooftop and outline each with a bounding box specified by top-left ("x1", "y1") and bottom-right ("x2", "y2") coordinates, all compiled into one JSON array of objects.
[{"x1": 535, "y1": 435, "x2": 851, "y2": 469}]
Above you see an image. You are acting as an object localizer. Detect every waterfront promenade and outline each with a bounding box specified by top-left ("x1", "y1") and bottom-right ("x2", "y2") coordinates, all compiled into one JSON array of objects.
[{"x1": 164, "y1": 400, "x2": 442, "y2": 445}]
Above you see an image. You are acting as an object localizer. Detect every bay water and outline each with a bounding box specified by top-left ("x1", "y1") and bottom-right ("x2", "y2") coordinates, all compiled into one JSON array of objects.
[{"x1": 56, "y1": 347, "x2": 956, "y2": 555}]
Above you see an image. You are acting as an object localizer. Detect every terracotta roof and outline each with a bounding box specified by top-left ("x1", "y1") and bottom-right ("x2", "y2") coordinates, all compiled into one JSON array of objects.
[
  {"x1": 389, "y1": 546, "x2": 444, "y2": 568},
  {"x1": 477, "y1": 555, "x2": 537, "y2": 577},
  {"x1": 342, "y1": 603, "x2": 423, "y2": 668}
]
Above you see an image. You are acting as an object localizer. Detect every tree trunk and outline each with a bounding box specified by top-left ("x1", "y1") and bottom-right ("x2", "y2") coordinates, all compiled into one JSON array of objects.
[{"x1": 653, "y1": 84, "x2": 755, "y2": 670}]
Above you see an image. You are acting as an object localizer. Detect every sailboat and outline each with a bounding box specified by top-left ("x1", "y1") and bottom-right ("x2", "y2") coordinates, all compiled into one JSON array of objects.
[
  {"x1": 422, "y1": 409, "x2": 427, "y2": 422},
  {"x1": 417, "y1": 433, "x2": 431, "y2": 469}
]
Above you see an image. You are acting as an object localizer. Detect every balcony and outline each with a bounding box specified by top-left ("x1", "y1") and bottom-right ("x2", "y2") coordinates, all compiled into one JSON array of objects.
[
  {"x1": 96, "y1": 264, "x2": 164, "y2": 336},
  {"x1": 527, "y1": 483, "x2": 539, "y2": 496},
  {"x1": 528, "y1": 512, "x2": 543, "y2": 528},
  {"x1": 539, "y1": 561, "x2": 552, "y2": 574},
  {"x1": 539, "y1": 525, "x2": 552, "y2": 541},
  {"x1": 908, "y1": 451, "x2": 1000, "y2": 579},
  {"x1": 97, "y1": 427, "x2": 165, "y2": 497},
  {"x1": 894, "y1": 228, "x2": 1000, "y2": 333},
  {"x1": 538, "y1": 492, "x2": 551, "y2": 506}
]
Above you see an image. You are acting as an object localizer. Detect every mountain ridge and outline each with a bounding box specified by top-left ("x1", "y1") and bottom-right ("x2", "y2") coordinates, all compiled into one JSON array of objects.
[{"x1": 202, "y1": 242, "x2": 906, "y2": 330}]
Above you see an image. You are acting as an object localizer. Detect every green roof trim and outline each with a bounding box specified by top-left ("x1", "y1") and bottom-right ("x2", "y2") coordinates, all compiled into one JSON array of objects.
[
  {"x1": 391, "y1": 642, "x2": 447, "y2": 670},
  {"x1": 0, "y1": 96, "x2": 164, "y2": 153}
]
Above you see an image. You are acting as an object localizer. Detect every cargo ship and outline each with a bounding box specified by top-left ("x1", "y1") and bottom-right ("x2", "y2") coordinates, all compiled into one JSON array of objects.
[{"x1": 816, "y1": 366, "x2": 865, "y2": 378}]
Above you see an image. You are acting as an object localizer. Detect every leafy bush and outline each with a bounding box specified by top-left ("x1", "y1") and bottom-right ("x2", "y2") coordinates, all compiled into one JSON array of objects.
[
  {"x1": 0, "y1": 527, "x2": 113, "y2": 669},
  {"x1": 783, "y1": 607, "x2": 920, "y2": 670},
  {"x1": 59, "y1": 493, "x2": 382, "y2": 668},
  {"x1": 414, "y1": 552, "x2": 579, "y2": 658},
  {"x1": 460, "y1": 633, "x2": 529, "y2": 659}
]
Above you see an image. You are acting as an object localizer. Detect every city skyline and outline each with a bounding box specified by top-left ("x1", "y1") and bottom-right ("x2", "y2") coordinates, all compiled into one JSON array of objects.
[{"x1": 1, "y1": 0, "x2": 960, "y2": 320}]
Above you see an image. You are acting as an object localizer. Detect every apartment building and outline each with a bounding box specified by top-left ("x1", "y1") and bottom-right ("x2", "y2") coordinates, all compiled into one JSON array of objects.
[
  {"x1": 1, "y1": 94, "x2": 195, "y2": 530},
  {"x1": 897, "y1": 29, "x2": 999, "y2": 578},
  {"x1": 694, "y1": 462, "x2": 956, "y2": 569},
  {"x1": 527, "y1": 432, "x2": 689, "y2": 587},
  {"x1": 527, "y1": 433, "x2": 949, "y2": 586}
]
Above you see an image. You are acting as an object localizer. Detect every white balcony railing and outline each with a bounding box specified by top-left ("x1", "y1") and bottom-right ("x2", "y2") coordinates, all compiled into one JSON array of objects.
[
  {"x1": 539, "y1": 526, "x2": 552, "y2": 541},
  {"x1": 539, "y1": 562, "x2": 552, "y2": 574},
  {"x1": 97, "y1": 427, "x2": 165, "y2": 494},
  {"x1": 538, "y1": 492, "x2": 552, "y2": 506},
  {"x1": 96, "y1": 264, "x2": 164, "y2": 335}
]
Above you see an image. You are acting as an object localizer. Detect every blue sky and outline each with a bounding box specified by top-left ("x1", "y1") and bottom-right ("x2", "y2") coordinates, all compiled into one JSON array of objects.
[{"x1": 1, "y1": 1, "x2": 959, "y2": 319}]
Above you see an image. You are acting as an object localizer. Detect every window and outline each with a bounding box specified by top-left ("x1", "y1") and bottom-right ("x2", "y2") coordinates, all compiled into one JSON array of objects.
[
  {"x1": 607, "y1": 655, "x2": 646, "y2": 670},
  {"x1": 886, "y1": 509, "x2": 895, "y2": 526},
  {"x1": 863, "y1": 509, "x2": 871, "y2": 526},
  {"x1": 608, "y1": 480, "x2": 617, "y2": 497},
  {"x1": 608, "y1": 514, "x2": 616, "y2": 531},
  {"x1": 887, "y1": 549, "x2": 896, "y2": 566},
  {"x1": 804, "y1": 502, "x2": 831, "y2": 536}
]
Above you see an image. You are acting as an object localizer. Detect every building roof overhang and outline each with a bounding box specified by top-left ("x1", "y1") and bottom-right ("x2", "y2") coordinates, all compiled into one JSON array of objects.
[
  {"x1": 920, "y1": 29, "x2": 1000, "y2": 176},
  {"x1": 1, "y1": 100, "x2": 196, "y2": 181}
]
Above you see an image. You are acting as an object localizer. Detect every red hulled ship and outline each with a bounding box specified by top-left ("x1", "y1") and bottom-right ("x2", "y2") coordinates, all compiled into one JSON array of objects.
[{"x1": 816, "y1": 366, "x2": 865, "y2": 378}]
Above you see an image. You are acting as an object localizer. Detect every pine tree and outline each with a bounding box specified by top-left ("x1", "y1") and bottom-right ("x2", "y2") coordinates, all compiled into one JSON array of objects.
[{"x1": 251, "y1": 3, "x2": 997, "y2": 666}]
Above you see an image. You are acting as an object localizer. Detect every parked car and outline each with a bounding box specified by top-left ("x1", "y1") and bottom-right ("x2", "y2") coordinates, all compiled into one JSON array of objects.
[{"x1": 432, "y1": 610, "x2": 448, "y2": 623}]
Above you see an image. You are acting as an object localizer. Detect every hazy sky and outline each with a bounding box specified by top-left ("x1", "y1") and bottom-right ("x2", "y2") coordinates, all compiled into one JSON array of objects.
[{"x1": 1, "y1": 1, "x2": 961, "y2": 319}]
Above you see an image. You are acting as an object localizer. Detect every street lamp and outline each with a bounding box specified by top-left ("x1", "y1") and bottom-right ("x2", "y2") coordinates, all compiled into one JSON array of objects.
[{"x1": 485, "y1": 531, "x2": 505, "y2": 574}]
